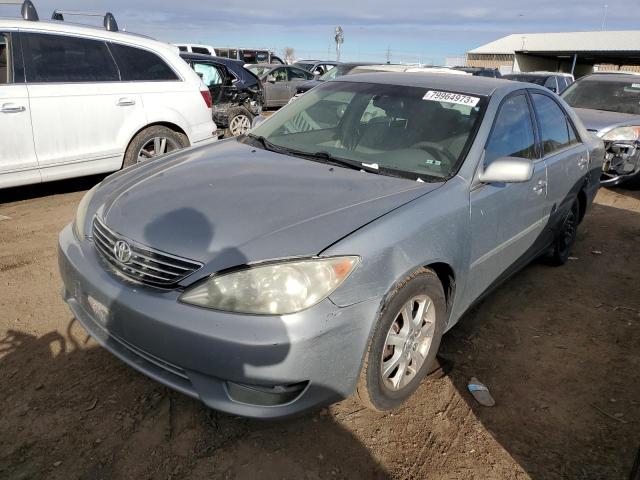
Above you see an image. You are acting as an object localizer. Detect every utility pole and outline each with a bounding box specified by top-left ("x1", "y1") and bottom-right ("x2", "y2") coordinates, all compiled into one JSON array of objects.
[
  {"x1": 385, "y1": 46, "x2": 391, "y2": 64},
  {"x1": 334, "y1": 26, "x2": 344, "y2": 62},
  {"x1": 601, "y1": 4, "x2": 608, "y2": 30}
]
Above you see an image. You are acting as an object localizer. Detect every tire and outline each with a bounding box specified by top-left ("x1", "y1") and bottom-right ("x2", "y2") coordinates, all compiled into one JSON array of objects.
[
  {"x1": 547, "y1": 200, "x2": 580, "y2": 266},
  {"x1": 226, "y1": 107, "x2": 254, "y2": 137},
  {"x1": 357, "y1": 268, "x2": 447, "y2": 412},
  {"x1": 122, "y1": 126, "x2": 189, "y2": 168}
]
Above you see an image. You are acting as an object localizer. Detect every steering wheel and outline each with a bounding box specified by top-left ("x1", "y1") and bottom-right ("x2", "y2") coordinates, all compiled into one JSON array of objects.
[{"x1": 411, "y1": 141, "x2": 457, "y2": 165}]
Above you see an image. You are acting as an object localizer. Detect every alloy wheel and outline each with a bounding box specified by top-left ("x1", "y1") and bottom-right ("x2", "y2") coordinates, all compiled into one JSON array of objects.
[
  {"x1": 381, "y1": 295, "x2": 436, "y2": 391},
  {"x1": 229, "y1": 114, "x2": 251, "y2": 136},
  {"x1": 136, "y1": 136, "x2": 181, "y2": 163}
]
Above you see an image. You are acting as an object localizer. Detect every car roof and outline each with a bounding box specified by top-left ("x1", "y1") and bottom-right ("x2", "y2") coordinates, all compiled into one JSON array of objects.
[
  {"x1": 296, "y1": 60, "x2": 338, "y2": 63},
  {"x1": 180, "y1": 52, "x2": 245, "y2": 67},
  {"x1": 334, "y1": 72, "x2": 521, "y2": 96},
  {"x1": 0, "y1": 17, "x2": 174, "y2": 54},
  {"x1": 581, "y1": 72, "x2": 640, "y2": 81}
]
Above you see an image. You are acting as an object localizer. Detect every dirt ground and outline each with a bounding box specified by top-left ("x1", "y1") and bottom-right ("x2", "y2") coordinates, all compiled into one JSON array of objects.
[{"x1": 1, "y1": 176, "x2": 639, "y2": 480}]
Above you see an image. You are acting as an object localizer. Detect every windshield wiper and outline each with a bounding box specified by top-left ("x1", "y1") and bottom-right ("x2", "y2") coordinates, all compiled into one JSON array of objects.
[
  {"x1": 302, "y1": 151, "x2": 382, "y2": 174},
  {"x1": 245, "y1": 133, "x2": 287, "y2": 153}
]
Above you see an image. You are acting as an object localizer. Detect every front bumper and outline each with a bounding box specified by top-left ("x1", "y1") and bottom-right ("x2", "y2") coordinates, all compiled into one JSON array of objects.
[{"x1": 58, "y1": 224, "x2": 379, "y2": 419}]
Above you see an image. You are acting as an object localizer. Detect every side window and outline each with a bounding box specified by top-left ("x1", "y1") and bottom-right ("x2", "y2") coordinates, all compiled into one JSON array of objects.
[
  {"x1": 531, "y1": 93, "x2": 573, "y2": 155},
  {"x1": 191, "y1": 47, "x2": 211, "y2": 55},
  {"x1": 193, "y1": 62, "x2": 222, "y2": 87},
  {"x1": 177, "y1": 46, "x2": 187, "y2": 52},
  {"x1": 22, "y1": 33, "x2": 118, "y2": 83},
  {"x1": 268, "y1": 68, "x2": 287, "y2": 83},
  {"x1": 485, "y1": 94, "x2": 536, "y2": 164},
  {"x1": 0, "y1": 33, "x2": 9, "y2": 84},
  {"x1": 288, "y1": 67, "x2": 311, "y2": 81},
  {"x1": 544, "y1": 76, "x2": 558, "y2": 91},
  {"x1": 109, "y1": 43, "x2": 179, "y2": 81}
]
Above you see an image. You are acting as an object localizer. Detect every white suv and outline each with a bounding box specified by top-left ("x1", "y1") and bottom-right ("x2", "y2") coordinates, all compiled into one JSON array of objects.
[{"x1": 0, "y1": 2, "x2": 216, "y2": 189}]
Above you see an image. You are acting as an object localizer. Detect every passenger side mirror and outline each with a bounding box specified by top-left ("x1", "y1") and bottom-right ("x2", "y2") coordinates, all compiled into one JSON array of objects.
[{"x1": 478, "y1": 156, "x2": 534, "y2": 184}]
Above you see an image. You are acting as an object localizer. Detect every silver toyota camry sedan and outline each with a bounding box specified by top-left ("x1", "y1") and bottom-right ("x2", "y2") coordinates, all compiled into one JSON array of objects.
[{"x1": 59, "y1": 73, "x2": 603, "y2": 419}]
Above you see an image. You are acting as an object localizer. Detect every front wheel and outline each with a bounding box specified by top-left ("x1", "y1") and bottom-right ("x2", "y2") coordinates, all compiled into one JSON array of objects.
[
  {"x1": 357, "y1": 268, "x2": 446, "y2": 411},
  {"x1": 123, "y1": 126, "x2": 188, "y2": 168},
  {"x1": 227, "y1": 107, "x2": 254, "y2": 137}
]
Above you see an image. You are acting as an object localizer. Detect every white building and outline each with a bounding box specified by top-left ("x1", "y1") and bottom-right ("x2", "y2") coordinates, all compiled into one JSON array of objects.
[{"x1": 467, "y1": 30, "x2": 640, "y2": 76}]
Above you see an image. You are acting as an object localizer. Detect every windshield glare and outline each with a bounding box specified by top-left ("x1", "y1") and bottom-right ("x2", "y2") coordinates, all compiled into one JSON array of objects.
[
  {"x1": 562, "y1": 78, "x2": 640, "y2": 114},
  {"x1": 250, "y1": 81, "x2": 486, "y2": 180}
]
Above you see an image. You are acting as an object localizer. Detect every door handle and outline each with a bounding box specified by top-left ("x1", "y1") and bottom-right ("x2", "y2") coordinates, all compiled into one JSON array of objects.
[
  {"x1": 578, "y1": 157, "x2": 588, "y2": 169},
  {"x1": 1, "y1": 103, "x2": 26, "y2": 113},
  {"x1": 116, "y1": 98, "x2": 136, "y2": 106},
  {"x1": 532, "y1": 179, "x2": 547, "y2": 195}
]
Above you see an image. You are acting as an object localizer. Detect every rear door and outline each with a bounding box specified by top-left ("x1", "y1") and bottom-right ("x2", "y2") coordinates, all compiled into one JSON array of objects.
[
  {"x1": 467, "y1": 92, "x2": 549, "y2": 301},
  {"x1": 0, "y1": 31, "x2": 40, "y2": 186},
  {"x1": 22, "y1": 32, "x2": 145, "y2": 173},
  {"x1": 530, "y1": 91, "x2": 587, "y2": 234}
]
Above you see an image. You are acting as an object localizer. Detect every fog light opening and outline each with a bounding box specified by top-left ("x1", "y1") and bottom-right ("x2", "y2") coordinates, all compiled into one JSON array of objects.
[{"x1": 226, "y1": 380, "x2": 308, "y2": 407}]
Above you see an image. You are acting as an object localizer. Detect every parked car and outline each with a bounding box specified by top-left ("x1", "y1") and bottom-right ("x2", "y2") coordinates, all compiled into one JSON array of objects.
[
  {"x1": 246, "y1": 64, "x2": 314, "y2": 107},
  {"x1": 293, "y1": 60, "x2": 340, "y2": 76},
  {"x1": 0, "y1": 1, "x2": 215, "y2": 189},
  {"x1": 175, "y1": 44, "x2": 285, "y2": 65},
  {"x1": 503, "y1": 72, "x2": 574, "y2": 94},
  {"x1": 289, "y1": 63, "x2": 468, "y2": 102},
  {"x1": 562, "y1": 72, "x2": 640, "y2": 186},
  {"x1": 181, "y1": 53, "x2": 263, "y2": 137},
  {"x1": 290, "y1": 62, "x2": 379, "y2": 99},
  {"x1": 60, "y1": 72, "x2": 602, "y2": 419},
  {"x1": 452, "y1": 66, "x2": 502, "y2": 78}
]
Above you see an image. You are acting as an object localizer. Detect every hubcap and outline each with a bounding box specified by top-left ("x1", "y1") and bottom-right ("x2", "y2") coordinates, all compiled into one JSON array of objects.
[
  {"x1": 136, "y1": 136, "x2": 180, "y2": 163},
  {"x1": 381, "y1": 295, "x2": 436, "y2": 391},
  {"x1": 229, "y1": 114, "x2": 251, "y2": 136}
]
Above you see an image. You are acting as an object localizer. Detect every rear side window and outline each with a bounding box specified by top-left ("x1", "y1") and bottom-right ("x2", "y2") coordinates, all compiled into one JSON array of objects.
[
  {"x1": 531, "y1": 93, "x2": 574, "y2": 155},
  {"x1": 0, "y1": 33, "x2": 10, "y2": 84},
  {"x1": 191, "y1": 47, "x2": 211, "y2": 55},
  {"x1": 109, "y1": 43, "x2": 179, "y2": 81},
  {"x1": 22, "y1": 33, "x2": 118, "y2": 83},
  {"x1": 485, "y1": 94, "x2": 536, "y2": 164}
]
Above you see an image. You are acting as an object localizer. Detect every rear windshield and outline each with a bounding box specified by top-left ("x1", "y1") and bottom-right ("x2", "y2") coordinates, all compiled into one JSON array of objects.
[{"x1": 562, "y1": 78, "x2": 640, "y2": 114}]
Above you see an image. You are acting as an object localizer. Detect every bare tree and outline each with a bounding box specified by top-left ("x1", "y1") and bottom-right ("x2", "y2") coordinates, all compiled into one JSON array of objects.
[{"x1": 282, "y1": 47, "x2": 295, "y2": 64}]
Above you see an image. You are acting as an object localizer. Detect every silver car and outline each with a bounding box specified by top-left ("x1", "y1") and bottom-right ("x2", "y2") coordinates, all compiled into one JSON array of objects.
[
  {"x1": 246, "y1": 64, "x2": 315, "y2": 108},
  {"x1": 59, "y1": 73, "x2": 603, "y2": 419}
]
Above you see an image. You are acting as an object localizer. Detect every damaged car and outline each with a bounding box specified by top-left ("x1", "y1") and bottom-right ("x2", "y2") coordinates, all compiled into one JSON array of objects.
[
  {"x1": 181, "y1": 53, "x2": 263, "y2": 137},
  {"x1": 59, "y1": 73, "x2": 602, "y2": 419},
  {"x1": 562, "y1": 72, "x2": 640, "y2": 186}
]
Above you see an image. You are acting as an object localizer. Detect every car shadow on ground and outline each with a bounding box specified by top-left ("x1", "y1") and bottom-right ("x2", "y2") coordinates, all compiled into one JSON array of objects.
[
  {"x1": 439, "y1": 199, "x2": 640, "y2": 479},
  {"x1": 1, "y1": 174, "x2": 107, "y2": 204}
]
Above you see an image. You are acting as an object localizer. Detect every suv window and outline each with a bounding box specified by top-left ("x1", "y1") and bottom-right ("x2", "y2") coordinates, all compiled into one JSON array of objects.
[
  {"x1": 22, "y1": 33, "x2": 119, "y2": 83},
  {"x1": 109, "y1": 43, "x2": 179, "y2": 81},
  {"x1": 485, "y1": 94, "x2": 536, "y2": 164},
  {"x1": 0, "y1": 33, "x2": 9, "y2": 84},
  {"x1": 531, "y1": 93, "x2": 574, "y2": 155},
  {"x1": 193, "y1": 62, "x2": 223, "y2": 87},
  {"x1": 191, "y1": 47, "x2": 211, "y2": 55}
]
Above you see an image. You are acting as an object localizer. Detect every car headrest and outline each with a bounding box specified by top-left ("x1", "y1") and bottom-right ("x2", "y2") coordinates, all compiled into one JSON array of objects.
[{"x1": 372, "y1": 95, "x2": 407, "y2": 117}]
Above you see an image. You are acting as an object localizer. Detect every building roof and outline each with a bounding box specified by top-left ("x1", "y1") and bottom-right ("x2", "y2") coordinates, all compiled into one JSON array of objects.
[{"x1": 470, "y1": 30, "x2": 640, "y2": 55}]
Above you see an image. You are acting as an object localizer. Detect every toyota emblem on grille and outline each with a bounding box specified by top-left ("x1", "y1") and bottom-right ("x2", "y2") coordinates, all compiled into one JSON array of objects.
[{"x1": 114, "y1": 240, "x2": 132, "y2": 264}]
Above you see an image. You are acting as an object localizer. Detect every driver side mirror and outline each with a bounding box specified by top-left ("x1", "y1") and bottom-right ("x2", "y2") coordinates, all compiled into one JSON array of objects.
[{"x1": 478, "y1": 156, "x2": 534, "y2": 184}]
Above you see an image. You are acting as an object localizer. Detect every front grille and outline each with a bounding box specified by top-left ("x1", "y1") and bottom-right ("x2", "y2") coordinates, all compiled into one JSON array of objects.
[{"x1": 92, "y1": 216, "x2": 202, "y2": 287}]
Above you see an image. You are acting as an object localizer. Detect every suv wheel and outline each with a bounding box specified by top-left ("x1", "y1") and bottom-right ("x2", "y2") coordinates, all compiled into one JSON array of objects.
[
  {"x1": 357, "y1": 268, "x2": 446, "y2": 411},
  {"x1": 227, "y1": 107, "x2": 253, "y2": 137},
  {"x1": 123, "y1": 126, "x2": 188, "y2": 168}
]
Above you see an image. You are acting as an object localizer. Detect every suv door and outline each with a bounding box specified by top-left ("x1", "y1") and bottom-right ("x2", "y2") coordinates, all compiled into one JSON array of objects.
[
  {"x1": 0, "y1": 31, "x2": 40, "y2": 187},
  {"x1": 467, "y1": 92, "x2": 549, "y2": 301},
  {"x1": 530, "y1": 91, "x2": 588, "y2": 235},
  {"x1": 21, "y1": 32, "x2": 145, "y2": 175}
]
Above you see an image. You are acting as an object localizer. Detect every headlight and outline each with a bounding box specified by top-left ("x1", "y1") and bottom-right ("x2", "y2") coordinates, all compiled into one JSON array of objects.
[
  {"x1": 602, "y1": 126, "x2": 640, "y2": 142},
  {"x1": 73, "y1": 184, "x2": 100, "y2": 239},
  {"x1": 179, "y1": 256, "x2": 360, "y2": 315}
]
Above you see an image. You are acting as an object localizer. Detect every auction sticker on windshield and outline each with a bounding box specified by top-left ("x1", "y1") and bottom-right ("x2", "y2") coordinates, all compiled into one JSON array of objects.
[{"x1": 423, "y1": 90, "x2": 480, "y2": 107}]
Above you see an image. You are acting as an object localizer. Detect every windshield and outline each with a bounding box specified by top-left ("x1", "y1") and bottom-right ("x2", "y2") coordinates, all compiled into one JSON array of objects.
[
  {"x1": 562, "y1": 78, "x2": 640, "y2": 114},
  {"x1": 503, "y1": 74, "x2": 547, "y2": 86},
  {"x1": 248, "y1": 81, "x2": 486, "y2": 181},
  {"x1": 248, "y1": 65, "x2": 272, "y2": 77}
]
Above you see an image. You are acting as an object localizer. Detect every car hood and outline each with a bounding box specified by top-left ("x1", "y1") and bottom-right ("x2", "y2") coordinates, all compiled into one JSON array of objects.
[
  {"x1": 573, "y1": 107, "x2": 640, "y2": 135},
  {"x1": 97, "y1": 140, "x2": 438, "y2": 277}
]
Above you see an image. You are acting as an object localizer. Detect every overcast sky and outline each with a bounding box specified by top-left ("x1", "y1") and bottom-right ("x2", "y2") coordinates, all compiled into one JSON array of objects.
[{"x1": 2, "y1": 0, "x2": 635, "y2": 63}]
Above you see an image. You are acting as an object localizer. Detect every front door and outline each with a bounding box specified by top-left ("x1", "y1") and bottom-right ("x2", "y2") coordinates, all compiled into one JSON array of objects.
[
  {"x1": 467, "y1": 92, "x2": 549, "y2": 302},
  {"x1": 0, "y1": 32, "x2": 39, "y2": 187},
  {"x1": 266, "y1": 67, "x2": 289, "y2": 106}
]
